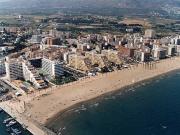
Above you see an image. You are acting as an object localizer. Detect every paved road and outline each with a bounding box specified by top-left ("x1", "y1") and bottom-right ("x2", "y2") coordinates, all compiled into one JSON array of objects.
[{"x1": 0, "y1": 79, "x2": 16, "y2": 92}]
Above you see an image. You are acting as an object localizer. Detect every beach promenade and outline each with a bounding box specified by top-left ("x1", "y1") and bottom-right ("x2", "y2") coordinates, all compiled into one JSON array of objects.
[{"x1": 1, "y1": 57, "x2": 180, "y2": 135}]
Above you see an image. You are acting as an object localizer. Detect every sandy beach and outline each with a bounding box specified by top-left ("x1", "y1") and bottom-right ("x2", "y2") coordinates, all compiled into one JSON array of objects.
[
  {"x1": 15, "y1": 56, "x2": 180, "y2": 127},
  {"x1": 1, "y1": 57, "x2": 180, "y2": 135}
]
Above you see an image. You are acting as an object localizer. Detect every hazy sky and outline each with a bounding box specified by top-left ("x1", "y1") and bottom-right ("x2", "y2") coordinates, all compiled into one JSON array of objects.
[
  {"x1": 0, "y1": 0, "x2": 9, "y2": 2},
  {"x1": 0, "y1": 0, "x2": 13, "y2": 2}
]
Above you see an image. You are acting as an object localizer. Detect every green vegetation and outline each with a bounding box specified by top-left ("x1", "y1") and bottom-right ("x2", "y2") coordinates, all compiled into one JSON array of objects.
[{"x1": 51, "y1": 73, "x2": 77, "y2": 85}]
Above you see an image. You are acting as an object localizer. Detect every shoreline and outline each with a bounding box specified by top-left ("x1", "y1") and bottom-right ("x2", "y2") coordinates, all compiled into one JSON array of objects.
[
  {"x1": 0, "y1": 109, "x2": 33, "y2": 135},
  {"x1": 0, "y1": 101, "x2": 55, "y2": 135},
  {"x1": 19, "y1": 57, "x2": 180, "y2": 132},
  {"x1": 1, "y1": 57, "x2": 180, "y2": 135},
  {"x1": 46, "y1": 68, "x2": 180, "y2": 128}
]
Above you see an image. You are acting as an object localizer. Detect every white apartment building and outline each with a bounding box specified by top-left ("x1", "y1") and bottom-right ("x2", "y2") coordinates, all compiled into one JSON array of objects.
[
  {"x1": 144, "y1": 29, "x2": 156, "y2": 38},
  {"x1": 171, "y1": 36, "x2": 180, "y2": 45},
  {"x1": 5, "y1": 57, "x2": 47, "y2": 89},
  {"x1": 168, "y1": 44, "x2": 180, "y2": 56},
  {"x1": 22, "y1": 62, "x2": 47, "y2": 89},
  {"x1": 167, "y1": 45, "x2": 176, "y2": 56},
  {"x1": 42, "y1": 58, "x2": 64, "y2": 79},
  {"x1": 152, "y1": 47, "x2": 167, "y2": 60},
  {"x1": 5, "y1": 58, "x2": 24, "y2": 81}
]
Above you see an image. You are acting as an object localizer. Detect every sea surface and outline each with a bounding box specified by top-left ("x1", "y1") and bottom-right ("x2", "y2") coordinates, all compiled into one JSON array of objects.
[
  {"x1": 48, "y1": 70, "x2": 180, "y2": 135},
  {"x1": 0, "y1": 110, "x2": 32, "y2": 135}
]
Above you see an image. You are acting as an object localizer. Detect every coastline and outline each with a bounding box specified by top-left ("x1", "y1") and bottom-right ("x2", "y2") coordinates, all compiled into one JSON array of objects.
[
  {"x1": 46, "y1": 69, "x2": 180, "y2": 135},
  {"x1": 46, "y1": 69, "x2": 179, "y2": 127},
  {"x1": 0, "y1": 102, "x2": 54, "y2": 135},
  {"x1": 20, "y1": 57, "x2": 180, "y2": 130},
  {"x1": 1, "y1": 57, "x2": 180, "y2": 135},
  {"x1": 0, "y1": 109, "x2": 33, "y2": 135}
]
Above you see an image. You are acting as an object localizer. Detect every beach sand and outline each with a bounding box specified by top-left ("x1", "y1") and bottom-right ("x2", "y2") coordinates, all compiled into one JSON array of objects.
[{"x1": 20, "y1": 57, "x2": 180, "y2": 127}]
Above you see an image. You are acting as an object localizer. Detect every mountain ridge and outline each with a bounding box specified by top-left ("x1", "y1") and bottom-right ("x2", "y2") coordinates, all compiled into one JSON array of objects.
[
  {"x1": 0, "y1": 0, "x2": 179, "y2": 9},
  {"x1": 0, "y1": 0, "x2": 179, "y2": 16}
]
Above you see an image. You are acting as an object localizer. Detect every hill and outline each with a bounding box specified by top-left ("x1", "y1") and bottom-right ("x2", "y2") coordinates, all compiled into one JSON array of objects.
[{"x1": 0, "y1": 0, "x2": 179, "y2": 16}]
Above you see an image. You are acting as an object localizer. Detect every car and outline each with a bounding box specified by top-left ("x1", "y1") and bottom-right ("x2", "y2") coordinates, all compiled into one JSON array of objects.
[{"x1": 15, "y1": 92, "x2": 22, "y2": 97}]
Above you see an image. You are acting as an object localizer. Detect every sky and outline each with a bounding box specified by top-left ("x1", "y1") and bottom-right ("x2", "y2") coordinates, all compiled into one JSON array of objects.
[{"x1": 0, "y1": 0, "x2": 11, "y2": 2}]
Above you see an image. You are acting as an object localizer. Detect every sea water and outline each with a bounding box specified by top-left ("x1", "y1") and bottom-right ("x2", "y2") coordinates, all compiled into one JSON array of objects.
[
  {"x1": 0, "y1": 110, "x2": 32, "y2": 135},
  {"x1": 48, "y1": 70, "x2": 180, "y2": 135}
]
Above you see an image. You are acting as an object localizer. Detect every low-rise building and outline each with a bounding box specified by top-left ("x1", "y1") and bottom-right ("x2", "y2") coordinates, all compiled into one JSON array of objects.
[
  {"x1": 45, "y1": 37, "x2": 62, "y2": 45},
  {"x1": 77, "y1": 43, "x2": 88, "y2": 51},
  {"x1": 118, "y1": 46, "x2": 136, "y2": 59}
]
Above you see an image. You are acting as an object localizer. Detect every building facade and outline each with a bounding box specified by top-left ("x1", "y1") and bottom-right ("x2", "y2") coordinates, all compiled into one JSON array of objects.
[
  {"x1": 42, "y1": 58, "x2": 64, "y2": 78},
  {"x1": 5, "y1": 57, "x2": 47, "y2": 89}
]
